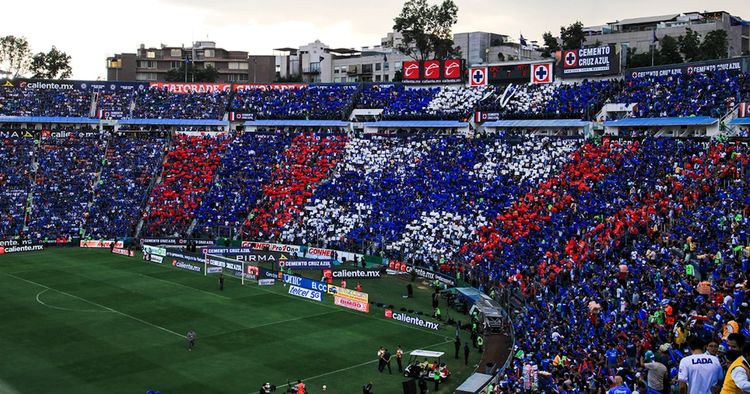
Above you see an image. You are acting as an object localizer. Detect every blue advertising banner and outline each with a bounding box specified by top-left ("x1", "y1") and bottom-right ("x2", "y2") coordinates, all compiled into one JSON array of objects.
[
  {"x1": 282, "y1": 274, "x2": 329, "y2": 293},
  {"x1": 288, "y1": 285, "x2": 322, "y2": 302}
]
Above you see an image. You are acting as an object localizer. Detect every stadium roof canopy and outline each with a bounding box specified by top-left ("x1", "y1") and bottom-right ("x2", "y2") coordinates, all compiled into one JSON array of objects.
[
  {"x1": 363, "y1": 120, "x2": 468, "y2": 128},
  {"x1": 604, "y1": 116, "x2": 718, "y2": 127},
  {"x1": 244, "y1": 120, "x2": 349, "y2": 127},
  {"x1": 729, "y1": 118, "x2": 750, "y2": 126},
  {"x1": 610, "y1": 14, "x2": 680, "y2": 26},
  {"x1": 0, "y1": 116, "x2": 99, "y2": 124},
  {"x1": 118, "y1": 119, "x2": 229, "y2": 126},
  {"x1": 484, "y1": 119, "x2": 589, "y2": 128}
]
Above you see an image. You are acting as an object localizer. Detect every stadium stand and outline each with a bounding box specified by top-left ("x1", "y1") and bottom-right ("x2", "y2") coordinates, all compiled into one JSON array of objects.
[
  {"x1": 0, "y1": 138, "x2": 34, "y2": 237},
  {"x1": 231, "y1": 85, "x2": 357, "y2": 120},
  {"x1": 132, "y1": 87, "x2": 229, "y2": 120},
  {"x1": 142, "y1": 133, "x2": 227, "y2": 237},
  {"x1": 193, "y1": 132, "x2": 292, "y2": 238},
  {"x1": 1, "y1": 70, "x2": 749, "y2": 393},
  {"x1": 243, "y1": 132, "x2": 347, "y2": 239},
  {"x1": 27, "y1": 136, "x2": 105, "y2": 241},
  {"x1": 83, "y1": 136, "x2": 166, "y2": 239},
  {"x1": 0, "y1": 87, "x2": 92, "y2": 117}
]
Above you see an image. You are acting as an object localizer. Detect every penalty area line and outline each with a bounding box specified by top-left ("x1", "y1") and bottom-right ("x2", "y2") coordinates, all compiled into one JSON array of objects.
[{"x1": 3, "y1": 272, "x2": 186, "y2": 339}]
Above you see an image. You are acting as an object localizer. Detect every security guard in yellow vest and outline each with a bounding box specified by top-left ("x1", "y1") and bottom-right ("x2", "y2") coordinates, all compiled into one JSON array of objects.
[{"x1": 721, "y1": 344, "x2": 750, "y2": 394}]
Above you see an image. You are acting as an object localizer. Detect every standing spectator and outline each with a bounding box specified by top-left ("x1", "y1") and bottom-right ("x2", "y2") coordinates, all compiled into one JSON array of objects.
[
  {"x1": 678, "y1": 337, "x2": 723, "y2": 394},
  {"x1": 720, "y1": 343, "x2": 750, "y2": 394}
]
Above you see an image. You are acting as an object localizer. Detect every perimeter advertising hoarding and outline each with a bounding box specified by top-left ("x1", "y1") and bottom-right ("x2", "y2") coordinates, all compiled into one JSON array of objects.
[
  {"x1": 0, "y1": 244, "x2": 44, "y2": 254},
  {"x1": 80, "y1": 240, "x2": 114, "y2": 248},
  {"x1": 142, "y1": 238, "x2": 215, "y2": 246},
  {"x1": 384, "y1": 309, "x2": 440, "y2": 330},
  {"x1": 323, "y1": 268, "x2": 382, "y2": 279},
  {"x1": 558, "y1": 45, "x2": 621, "y2": 78},
  {"x1": 288, "y1": 285, "x2": 323, "y2": 302},
  {"x1": 282, "y1": 274, "x2": 329, "y2": 293},
  {"x1": 326, "y1": 285, "x2": 369, "y2": 303},
  {"x1": 627, "y1": 56, "x2": 748, "y2": 78},
  {"x1": 149, "y1": 82, "x2": 231, "y2": 93},
  {"x1": 280, "y1": 260, "x2": 332, "y2": 270},
  {"x1": 1, "y1": 79, "x2": 148, "y2": 91},
  {"x1": 334, "y1": 296, "x2": 369, "y2": 313}
]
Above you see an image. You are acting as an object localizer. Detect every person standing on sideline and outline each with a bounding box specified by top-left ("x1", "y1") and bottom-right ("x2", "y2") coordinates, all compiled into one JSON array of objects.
[
  {"x1": 678, "y1": 337, "x2": 723, "y2": 394},
  {"x1": 377, "y1": 346, "x2": 385, "y2": 372},
  {"x1": 477, "y1": 335, "x2": 484, "y2": 353},
  {"x1": 382, "y1": 348, "x2": 393, "y2": 374},
  {"x1": 294, "y1": 380, "x2": 305, "y2": 394},
  {"x1": 464, "y1": 342, "x2": 470, "y2": 366},
  {"x1": 186, "y1": 329, "x2": 197, "y2": 351},
  {"x1": 218, "y1": 274, "x2": 224, "y2": 291},
  {"x1": 356, "y1": 282, "x2": 362, "y2": 292},
  {"x1": 396, "y1": 345, "x2": 404, "y2": 373},
  {"x1": 455, "y1": 337, "x2": 461, "y2": 359},
  {"x1": 720, "y1": 343, "x2": 750, "y2": 394}
]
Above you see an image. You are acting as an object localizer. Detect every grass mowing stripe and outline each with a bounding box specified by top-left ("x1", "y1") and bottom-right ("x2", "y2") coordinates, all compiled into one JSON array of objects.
[
  {"x1": 134, "y1": 273, "x2": 233, "y2": 300},
  {"x1": 2, "y1": 272, "x2": 187, "y2": 339},
  {"x1": 275, "y1": 338, "x2": 453, "y2": 390}
]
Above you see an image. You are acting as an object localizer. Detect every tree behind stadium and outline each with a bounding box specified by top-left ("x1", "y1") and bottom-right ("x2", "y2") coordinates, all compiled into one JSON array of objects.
[{"x1": 393, "y1": 0, "x2": 460, "y2": 62}]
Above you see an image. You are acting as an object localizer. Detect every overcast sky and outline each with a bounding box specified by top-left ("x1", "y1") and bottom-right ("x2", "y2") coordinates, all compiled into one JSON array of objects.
[{"x1": 2, "y1": 0, "x2": 747, "y2": 80}]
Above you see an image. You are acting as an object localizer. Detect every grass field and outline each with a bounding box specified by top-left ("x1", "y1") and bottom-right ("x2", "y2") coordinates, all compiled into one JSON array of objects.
[{"x1": 0, "y1": 248, "x2": 483, "y2": 394}]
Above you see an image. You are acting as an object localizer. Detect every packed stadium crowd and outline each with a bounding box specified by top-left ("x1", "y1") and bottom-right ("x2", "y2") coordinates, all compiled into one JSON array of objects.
[{"x1": 0, "y1": 67, "x2": 749, "y2": 393}]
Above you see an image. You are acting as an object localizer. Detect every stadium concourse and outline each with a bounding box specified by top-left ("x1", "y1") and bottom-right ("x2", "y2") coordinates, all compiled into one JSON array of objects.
[{"x1": 0, "y1": 66, "x2": 749, "y2": 393}]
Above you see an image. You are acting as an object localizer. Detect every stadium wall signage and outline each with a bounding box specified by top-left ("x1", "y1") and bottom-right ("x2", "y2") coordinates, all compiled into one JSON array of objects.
[
  {"x1": 145, "y1": 254, "x2": 163, "y2": 264},
  {"x1": 557, "y1": 45, "x2": 621, "y2": 78},
  {"x1": 206, "y1": 266, "x2": 223, "y2": 274},
  {"x1": 384, "y1": 309, "x2": 440, "y2": 330},
  {"x1": 628, "y1": 56, "x2": 749, "y2": 78},
  {"x1": 258, "y1": 279, "x2": 276, "y2": 286},
  {"x1": 229, "y1": 112, "x2": 255, "y2": 121},
  {"x1": 280, "y1": 260, "x2": 332, "y2": 269},
  {"x1": 282, "y1": 274, "x2": 329, "y2": 293},
  {"x1": 0, "y1": 243, "x2": 44, "y2": 254},
  {"x1": 203, "y1": 247, "x2": 259, "y2": 255},
  {"x1": 334, "y1": 295, "x2": 369, "y2": 313},
  {"x1": 205, "y1": 256, "x2": 242, "y2": 272},
  {"x1": 0, "y1": 130, "x2": 34, "y2": 139},
  {"x1": 323, "y1": 268, "x2": 382, "y2": 279},
  {"x1": 111, "y1": 247, "x2": 135, "y2": 257},
  {"x1": 241, "y1": 241, "x2": 363, "y2": 262},
  {"x1": 80, "y1": 240, "x2": 114, "y2": 248},
  {"x1": 142, "y1": 245, "x2": 167, "y2": 257},
  {"x1": 166, "y1": 251, "x2": 204, "y2": 263},
  {"x1": 402, "y1": 266, "x2": 456, "y2": 287},
  {"x1": 288, "y1": 285, "x2": 322, "y2": 302},
  {"x1": 172, "y1": 260, "x2": 202, "y2": 272},
  {"x1": 1, "y1": 79, "x2": 148, "y2": 91},
  {"x1": 234, "y1": 252, "x2": 287, "y2": 263},
  {"x1": 150, "y1": 82, "x2": 232, "y2": 93},
  {"x1": 402, "y1": 59, "x2": 465, "y2": 85},
  {"x1": 142, "y1": 238, "x2": 214, "y2": 246},
  {"x1": 326, "y1": 285, "x2": 369, "y2": 303}
]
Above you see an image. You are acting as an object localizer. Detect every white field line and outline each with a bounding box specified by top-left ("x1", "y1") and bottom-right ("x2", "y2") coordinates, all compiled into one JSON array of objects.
[{"x1": 4, "y1": 272, "x2": 186, "y2": 339}]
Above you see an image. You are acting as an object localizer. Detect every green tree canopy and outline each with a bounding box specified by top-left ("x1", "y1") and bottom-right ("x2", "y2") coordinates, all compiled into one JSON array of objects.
[{"x1": 393, "y1": 0, "x2": 460, "y2": 61}]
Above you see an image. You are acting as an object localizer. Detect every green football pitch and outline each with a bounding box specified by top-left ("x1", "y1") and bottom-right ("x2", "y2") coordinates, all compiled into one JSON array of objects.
[{"x1": 0, "y1": 248, "x2": 484, "y2": 394}]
